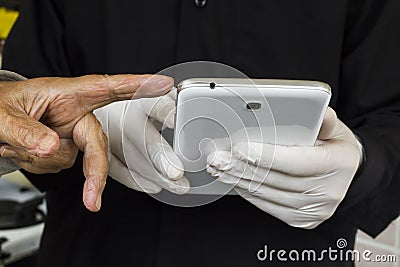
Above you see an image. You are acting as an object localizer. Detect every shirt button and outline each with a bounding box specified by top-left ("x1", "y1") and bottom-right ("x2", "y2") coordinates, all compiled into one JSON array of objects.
[{"x1": 194, "y1": 0, "x2": 207, "y2": 7}]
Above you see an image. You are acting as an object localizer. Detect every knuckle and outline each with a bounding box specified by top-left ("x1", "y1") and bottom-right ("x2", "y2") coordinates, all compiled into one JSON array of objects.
[
  {"x1": 100, "y1": 74, "x2": 111, "y2": 91},
  {"x1": 88, "y1": 74, "x2": 112, "y2": 98},
  {"x1": 26, "y1": 155, "x2": 36, "y2": 165}
]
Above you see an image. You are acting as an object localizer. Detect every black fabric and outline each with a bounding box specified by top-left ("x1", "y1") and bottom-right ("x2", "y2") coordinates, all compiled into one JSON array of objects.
[{"x1": 3, "y1": 0, "x2": 400, "y2": 266}]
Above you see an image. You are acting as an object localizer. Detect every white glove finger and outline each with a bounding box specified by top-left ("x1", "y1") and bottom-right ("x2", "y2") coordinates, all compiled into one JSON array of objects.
[
  {"x1": 207, "y1": 154, "x2": 310, "y2": 194},
  {"x1": 318, "y1": 107, "x2": 359, "y2": 147},
  {"x1": 148, "y1": 142, "x2": 184, "y2": 181},
  {"x1": 233, "y1": 175, "x2": 337, "y2": 226},
  {"x1": 109, "y1": 154, "x2": 161, "y2": 193},
  {"x1": 118, "y1": 137, "x2": 189, "y2": 194},
  {"x1": 235, "y1": 188, "x2": 300, "y2": 226},
  {"x1": 317, "y1": 107, "x2": 338, "y2": 140},
  {"x1": 232, "y1": 142, "x2": 338, "y2": 176},
  {"x1": 93, "y1": 106, "x2": 109, "y2": 133},
  {"x1": 166, "y1": 86, "x2": 177, "y2": 101},
  {"x1": 207, "y1": 150, "x2": 270, "y2": 185},
  {"x1": 139, "y1": 90, "x2": 176, "y2": 128},
  {"x1": 95, "y1": 101, "x2": 128, "y2": 162},
  {"x1": 122, "y1": 108, "x2": 184, "y2": 180},
  {"x1": 121, "y1": 101, "x2": 182, "y2": 179},
  {"x1": 235, "y1": 188, "x2": 323, "y2": 229},
  {"x1": 208, "y1": 168, "x2": 314, "y2": 209},
  {"x1": 120, "y1": 131, "x2": 188, "y2": 194},
  {"x1": 145, "y1": 121, "x2": 184, "y2": 180}
]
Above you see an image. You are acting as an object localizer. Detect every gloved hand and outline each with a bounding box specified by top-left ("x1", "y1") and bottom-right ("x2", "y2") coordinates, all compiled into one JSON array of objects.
[
  {"x1": 94, "y1": 88, "x2": 190, "y2": 194},
  {"x1": 207, "y1": 107, "x2": 363, "y2": 229}
]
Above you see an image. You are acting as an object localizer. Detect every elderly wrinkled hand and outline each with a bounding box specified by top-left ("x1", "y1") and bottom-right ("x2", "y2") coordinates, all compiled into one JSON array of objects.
[
  {"x1": 0, "y1": 72, "x2": 173, "y2": 211},
  {"x1": 207, "y1": 107, "x2": 363, "y2": 229}
]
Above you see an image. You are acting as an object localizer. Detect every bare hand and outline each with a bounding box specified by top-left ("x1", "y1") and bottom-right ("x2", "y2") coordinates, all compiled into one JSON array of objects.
[{"x1": 0, "y1": 73, "x2": 173, "y2": 211}]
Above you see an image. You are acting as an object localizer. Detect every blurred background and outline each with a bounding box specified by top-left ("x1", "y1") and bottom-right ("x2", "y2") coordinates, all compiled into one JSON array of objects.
[{"x1": 0, "y1": 1, "x2": 399, "y2": 266}]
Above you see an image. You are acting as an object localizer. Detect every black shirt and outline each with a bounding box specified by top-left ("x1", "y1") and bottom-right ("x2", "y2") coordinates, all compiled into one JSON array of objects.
[{"x1": 3, "y1": 0, "x2": 400, "y2": 266}]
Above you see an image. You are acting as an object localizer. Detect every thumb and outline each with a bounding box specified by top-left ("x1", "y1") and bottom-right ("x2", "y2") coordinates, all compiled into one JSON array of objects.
[
  {"x1": 145, "y1": 120, "x2": 184, "y2": 180},
  {"x1": 0, "y1": 109, "x2": 60, "y2": 157},
  {"x1": 51, "y1": 74, "x2": 174, "y2": 113},
  {"x1": 317, "y1": 107, "x2": 338, "y2": 140}
]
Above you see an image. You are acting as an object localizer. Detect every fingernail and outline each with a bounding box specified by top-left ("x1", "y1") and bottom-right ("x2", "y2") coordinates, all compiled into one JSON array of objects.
[
  {"x1": 0, "y1": 148, "x2": 18, "y2": 158},
  {"x1": 87, "y1": 178, "x2": 102, "y2": 211},
  {"x1": 39, "y1": 135, "x2": 57, "y2": 154},
  {"x1": 85, "y1": 179, "x2": 99, "y2": 210}
]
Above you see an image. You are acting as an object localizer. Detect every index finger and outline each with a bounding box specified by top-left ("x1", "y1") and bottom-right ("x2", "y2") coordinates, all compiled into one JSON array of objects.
[{"x1": 53, "y1": 74, "x2": 174, "y2": 113}]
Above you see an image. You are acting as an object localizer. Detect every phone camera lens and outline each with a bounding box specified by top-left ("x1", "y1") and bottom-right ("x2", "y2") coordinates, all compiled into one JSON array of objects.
[{"x1": 246, "y1": 102, "x2": 262, "y2": 110}]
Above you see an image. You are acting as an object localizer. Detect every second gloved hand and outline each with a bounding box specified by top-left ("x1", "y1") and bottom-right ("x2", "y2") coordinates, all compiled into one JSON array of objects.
[
  {"x1": 207, "y1": 107, "x2": 362, "y2": 229},
  {"x1": 94, "y1": 88, "x2": 189, "y2": 194}
]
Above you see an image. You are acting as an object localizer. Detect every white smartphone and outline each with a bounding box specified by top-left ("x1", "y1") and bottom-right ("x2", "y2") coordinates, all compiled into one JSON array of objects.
[{"x1": 173, "y1": 78, "x2": 331, "y2": 195}]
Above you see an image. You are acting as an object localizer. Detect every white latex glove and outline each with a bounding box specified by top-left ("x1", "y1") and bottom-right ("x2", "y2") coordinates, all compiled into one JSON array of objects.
[
  {"x1": 94, "y1": 88, "x2": 189, "y2": 194},
  {"x1": 207, "y1": 107, "x2": 363, "y2": 229}
]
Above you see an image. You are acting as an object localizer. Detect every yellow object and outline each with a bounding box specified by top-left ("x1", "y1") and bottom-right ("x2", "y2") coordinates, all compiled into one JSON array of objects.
[
  {"x1": 0, "y1": 7, "x2": 19, "y2": 39},
  {"x1": 1, "y1": 171, "x2": 35, "y2": 188}
]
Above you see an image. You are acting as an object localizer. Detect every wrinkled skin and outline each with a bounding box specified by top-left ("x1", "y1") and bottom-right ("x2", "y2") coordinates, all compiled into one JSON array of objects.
[{"x1": 0, "y1": 74, "x2": 173, "y2": 211}]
